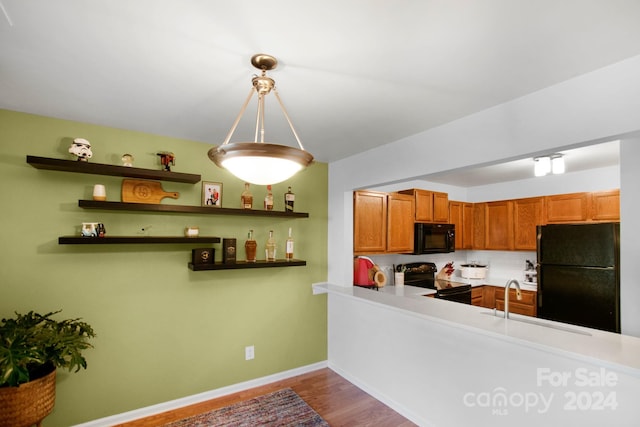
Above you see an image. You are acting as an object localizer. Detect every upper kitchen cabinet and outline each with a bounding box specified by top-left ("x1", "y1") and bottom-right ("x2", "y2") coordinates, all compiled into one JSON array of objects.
[
  {"x1": 545, "y1": 190, "x2": 620, "y2": 223},
  {"x1": 472, "y1": 202, "x2": 486, "y2": 250},
  {"x1": 398, "y1": 189, "x2": 449, "y2": 223},
  {"x1": 353, "y1": 190, "x2": 415, "y2": 254},
  {"x1": 545, "y1": 192, "x2": 590, "y2": 223},
  {"x1": 513, "y1": 197, "x2": 544, "y2": 250},
  {"x1": 485, "y1": 200, "x2": 514, "y2": 250},
  {"x1": 449, "y1": 201, "x2": 474, "y2": 250},
  {"x1": 354, "y1": 190, "x2": 387, "y2": 253},
  {"x1": 386, "y1": 193, "x2": 415, "y2": 253},
  {"x1": 591, "y1": 189, "x2": 620, "y2": 221}
]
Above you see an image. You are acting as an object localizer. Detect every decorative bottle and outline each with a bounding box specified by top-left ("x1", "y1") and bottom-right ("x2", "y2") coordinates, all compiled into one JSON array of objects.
[
  {"x1": 264, "y1": 185, "x2": 274, "y2": 211},
  {"x1": 266, "y1": 230, "x2": 276, "y2": 261},
  {"x1": 285, "y1": 227, "x2": 294, "y2": 260},
  {"x1": 284, "y1": 186, "x2": 295, "y2": 212},
  {"x1": 241, "y1": 183, "x2": 253, "y2": 210},
  {"x1": 245, "y1": 229, "x2": 257, "y2": 262}
]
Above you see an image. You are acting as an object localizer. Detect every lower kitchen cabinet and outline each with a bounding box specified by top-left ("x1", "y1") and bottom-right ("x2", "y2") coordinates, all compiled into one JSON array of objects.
[
  {"x1": 494, "y1": 287, "x2": 537, "y2": 317},
  {"x1": 471, "y1": 286, "x2": 484, "y2": 306},
  {"x1": 472, "y1": 285, "x2": 537, "y2": 317}
]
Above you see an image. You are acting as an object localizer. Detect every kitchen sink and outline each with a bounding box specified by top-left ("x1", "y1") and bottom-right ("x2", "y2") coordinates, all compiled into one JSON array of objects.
[{"x1": 481, "y1": 310, "x2": 592, "y2": 336}]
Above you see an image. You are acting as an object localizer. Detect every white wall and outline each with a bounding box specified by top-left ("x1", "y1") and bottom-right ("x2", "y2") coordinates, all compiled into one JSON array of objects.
[
  {"x1": 620, "y1": 139, "x2": 640, "y2": 337},
  {"x1": 328, "y1": 54, "x2": 640, "y2": 335},
  {"x1": 328, "y1": 293, "x2": 640, "y2": 427}
]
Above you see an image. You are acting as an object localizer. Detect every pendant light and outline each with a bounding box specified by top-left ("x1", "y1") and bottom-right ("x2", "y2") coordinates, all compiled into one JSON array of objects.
[{"x1": 208, "y1": 54, "x2": 314, "y2": 185}]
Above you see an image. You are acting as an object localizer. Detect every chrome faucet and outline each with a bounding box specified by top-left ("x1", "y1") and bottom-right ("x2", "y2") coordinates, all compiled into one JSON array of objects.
[{"x1": 504, "y1": 279, "x2": 522, "y2": 319}]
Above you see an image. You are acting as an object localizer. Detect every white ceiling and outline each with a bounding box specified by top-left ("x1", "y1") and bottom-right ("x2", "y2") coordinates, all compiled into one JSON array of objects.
[{"x1": 1, "y1": 1, "x2": 637, "y2": 185}]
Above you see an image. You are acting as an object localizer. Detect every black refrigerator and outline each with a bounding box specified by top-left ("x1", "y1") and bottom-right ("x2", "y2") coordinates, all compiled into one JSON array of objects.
[{"x1": 537, "y1": 222, "x2": 620, "y2": 333}]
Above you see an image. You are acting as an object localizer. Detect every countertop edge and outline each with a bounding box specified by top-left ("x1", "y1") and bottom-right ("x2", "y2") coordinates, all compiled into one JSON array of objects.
[{"x1": 312, "y1": 282, "x2": 640, "y2": 376}]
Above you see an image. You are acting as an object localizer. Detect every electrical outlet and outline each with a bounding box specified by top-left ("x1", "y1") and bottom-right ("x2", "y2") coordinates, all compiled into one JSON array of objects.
[{"x1": 245, "y1": 345, "x2": 254, "y2": 360}]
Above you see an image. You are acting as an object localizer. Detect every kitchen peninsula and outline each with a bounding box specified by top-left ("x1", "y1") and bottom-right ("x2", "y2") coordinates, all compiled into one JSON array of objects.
[{"x1": 313, "y1": 282, "x2": 640, "y2": 426}]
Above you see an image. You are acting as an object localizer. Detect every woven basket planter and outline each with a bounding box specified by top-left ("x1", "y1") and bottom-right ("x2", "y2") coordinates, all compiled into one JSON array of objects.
[{"x1": 0, "y1": 367, "x2": 56, "y2": 427}]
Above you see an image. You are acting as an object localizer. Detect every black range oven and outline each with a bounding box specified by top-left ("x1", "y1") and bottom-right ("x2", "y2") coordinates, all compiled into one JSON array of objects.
[{"x1": 396, "y1": 262, "x2": 471, "y2": 305}]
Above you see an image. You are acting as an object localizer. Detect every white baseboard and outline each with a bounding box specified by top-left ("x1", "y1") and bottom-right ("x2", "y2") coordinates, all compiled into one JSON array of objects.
[{"x1": 73, "y1": 361, "x2": 328, "y2": 427}]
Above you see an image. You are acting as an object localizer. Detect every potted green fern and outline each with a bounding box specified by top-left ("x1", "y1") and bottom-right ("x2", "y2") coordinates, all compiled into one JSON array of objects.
[{"x1": 0, "y1": 310, "x2": 95, "y2": 427}]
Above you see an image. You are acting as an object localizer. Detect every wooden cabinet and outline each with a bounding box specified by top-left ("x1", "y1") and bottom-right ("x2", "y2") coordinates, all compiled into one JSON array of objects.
[
  {"x1": 513, "y1": 197, "x2": 544, "y2": 250},
  {"x1": 386, "y1": 193, "x2": 415, "y2": 253},
  {"x1": 472, "y1": 202, "x2": 486, "y2": 250},
  {"x1": 399, "y1": 189, "x2": 449, "y2": 223},
  {"x1": 545, "y1": 192, "x2": 590, "y2": 223},
  {"x1": 353, "y1": 190, "x2": 414, "y2": 254},
  {"x1": 494, "y1": 287, "x2": 537, "y2": 317},
  {"x1": 591, "y1": 189, "x2": 620, "y2": 221},
  {"x1": 485, "y1": 201, "x2": 514, "y2": 250},
  {"x1": 353, "y1": 190, "x2": 387, "y2": 253},
  {"x1": 471, "y1": 286, "x2": 484, "y2": 306},
  {"x1": 433, "y1": 192, "x2": 450, "y2": 223},
  {"x1": 450, "y1": 201, "x2": 474, "y2": 250},
  {"x1": 545, "y1": 190, "x2": 620, "y2": 223}
]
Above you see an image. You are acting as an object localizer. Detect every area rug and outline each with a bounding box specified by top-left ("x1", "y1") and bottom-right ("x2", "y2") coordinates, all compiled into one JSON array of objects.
[{"x1": 163, "y1": 388, "x2": 330, "y2": 426}]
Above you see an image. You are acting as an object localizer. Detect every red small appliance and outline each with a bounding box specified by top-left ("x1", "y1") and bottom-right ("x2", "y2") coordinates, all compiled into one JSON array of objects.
[{"x1": 354, "y1": 256, "x2": 375, "y2": 286}]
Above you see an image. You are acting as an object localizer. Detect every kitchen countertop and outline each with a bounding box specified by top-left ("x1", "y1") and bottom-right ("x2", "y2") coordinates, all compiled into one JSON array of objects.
[{"x1": 313, "y1": 282, "x2": 640, "y2": 375}]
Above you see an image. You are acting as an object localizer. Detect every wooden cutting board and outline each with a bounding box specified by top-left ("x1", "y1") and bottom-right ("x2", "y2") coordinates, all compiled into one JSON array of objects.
[{"x1": 121, "y1": 179, "x2": 179, "y2": 204}]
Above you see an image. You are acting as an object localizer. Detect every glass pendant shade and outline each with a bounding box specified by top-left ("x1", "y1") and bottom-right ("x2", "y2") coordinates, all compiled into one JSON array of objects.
[
  {"x1": 209, "y1": 142, "x2": 313, "y2": 185},
  {"x1": 209, "y1": 54, "x2": 314, "y2": 185}
]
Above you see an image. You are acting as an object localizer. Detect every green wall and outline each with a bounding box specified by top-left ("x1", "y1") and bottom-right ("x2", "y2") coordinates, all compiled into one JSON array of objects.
[{"x1": 0, "y1": 109, "x2": 328, "y2": 426}]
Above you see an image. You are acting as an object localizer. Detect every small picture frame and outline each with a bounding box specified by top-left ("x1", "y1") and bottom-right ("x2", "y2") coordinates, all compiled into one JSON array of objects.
[{"x1": 202, "y1": 181, "x2": 222, "y2": 207}]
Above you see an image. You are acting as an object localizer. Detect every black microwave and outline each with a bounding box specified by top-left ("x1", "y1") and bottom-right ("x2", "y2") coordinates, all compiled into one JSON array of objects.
[{"x1": 413, "y1": 223, "x2": 455, "y2": 254}]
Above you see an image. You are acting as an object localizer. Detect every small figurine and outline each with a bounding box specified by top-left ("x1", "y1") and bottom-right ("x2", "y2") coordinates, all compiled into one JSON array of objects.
[
  {"x1": 69, "y1": 138, "x2": 93, "y2": 161},
  {"x1": 121, "y1": 153, "x2": 134, "y2": 167},
  {"x1": 157, "y1": 152, "x2": 175, "y2": 171}
]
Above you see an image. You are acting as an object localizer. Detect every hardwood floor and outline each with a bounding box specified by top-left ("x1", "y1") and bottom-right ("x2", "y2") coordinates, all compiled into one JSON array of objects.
[{"x1": 114, "y1": 368, "x2": 416, "y2": 426}]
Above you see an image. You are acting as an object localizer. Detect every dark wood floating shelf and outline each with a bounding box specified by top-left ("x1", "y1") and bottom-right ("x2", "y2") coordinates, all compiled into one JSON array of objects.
[
  {"x1": 59, "y1": 236, "x2": 221, "y2": 244},
  {"x1": 27, "y1": 155, "x2": 201, "y2": 184},
  {"x1": 78, "y1": 200, "x2": 310, "y2": 218},
  {"x1": 188, "y1": 259, "x2": 306, "y2": 271}
]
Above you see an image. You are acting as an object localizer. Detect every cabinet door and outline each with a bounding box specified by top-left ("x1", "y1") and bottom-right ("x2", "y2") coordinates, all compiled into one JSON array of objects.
[
  {"x1": 413, "y1": 190, "x2": 434, "y2": 222},
  {"x1": 471, "y1": 286, "x2": 484, "y2": 307},
  {"x1": 353, "y1": 190, "x2": 387, "y2": 253},
  {"x1": 485, "y1": 201, "x2": 514, "y2": 250},
  {"x1": 449, "y1": 201, "x2": 463, "y2": 249},
  {"x1": 495, "y1": 288, "x2": 537, "y2": 317},
  {"x1": 472, "y1": 202, "x2": 486, "y2": 249},
  {"x1": 387, "y1": 193, "x2": 415, "y2": 253},
  {"x1": 433, "y1": 192, "x2": 450, "y2": 223},
  {"x1": 462, "y1": 202, "x2": 474, "y2": 249},
  {"x1": 591, "y1": 189, "x2": 620, "y2": 221},
  {"x1": 545, "y1": 192, "x2": 589, "y2": 223},
  {"x1": 513, "y1": 197, "x2": 544, "y2": 250}
]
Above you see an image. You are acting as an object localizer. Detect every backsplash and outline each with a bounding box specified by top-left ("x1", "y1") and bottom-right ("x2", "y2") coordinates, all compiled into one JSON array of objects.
[{"x1": 367, "y1": 250, "x2": 536, "y2": 283}]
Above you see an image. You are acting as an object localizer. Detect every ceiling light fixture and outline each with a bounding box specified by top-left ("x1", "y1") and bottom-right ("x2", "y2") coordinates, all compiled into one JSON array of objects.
[
  {"x1": 551, "y1": 154, "x2": 565, "y2": 174},
  {"x1": 534, "y1": 154, "x2": 564, "y2": 177},
  {"x1": 208, "y1": 54, "x2": 314, "y2": 185}
]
